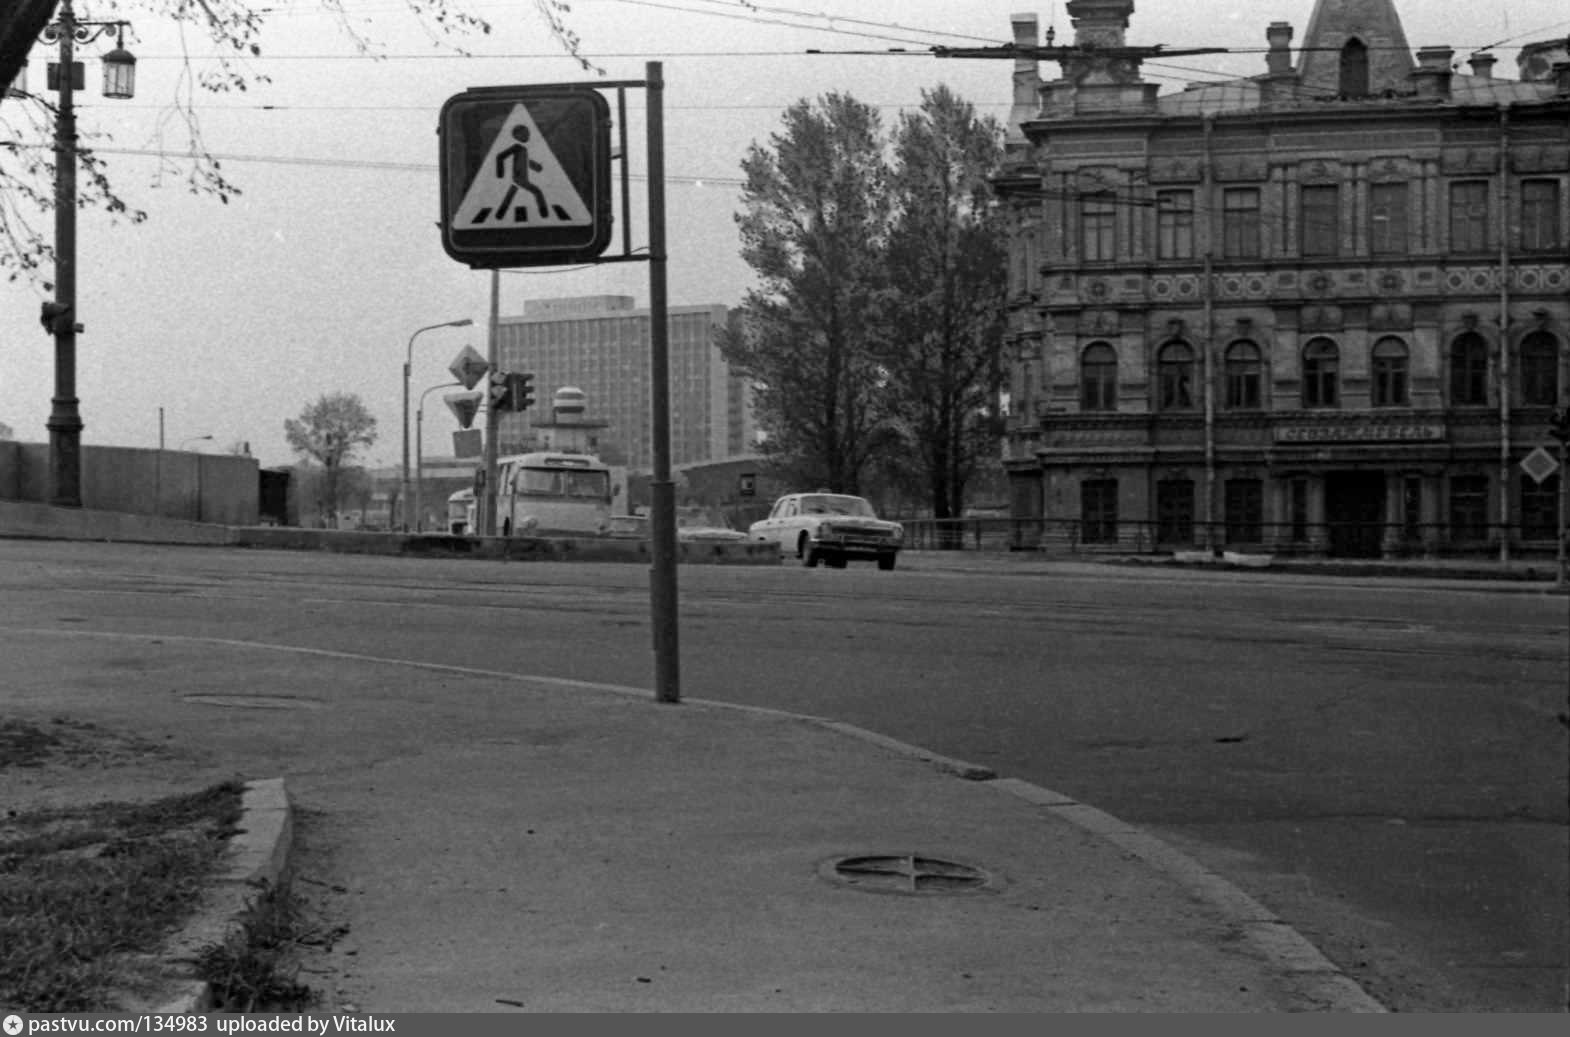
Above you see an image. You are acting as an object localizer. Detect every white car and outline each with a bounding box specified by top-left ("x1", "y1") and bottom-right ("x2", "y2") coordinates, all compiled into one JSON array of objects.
[{"x1": 748, "y1": 493, "x2": 903, "y2": 570}]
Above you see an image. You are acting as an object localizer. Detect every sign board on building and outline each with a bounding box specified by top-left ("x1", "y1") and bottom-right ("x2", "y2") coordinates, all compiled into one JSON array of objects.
[
  {"x1": 1273, "y1": 423, "x2": 1445, "y2": 444},
  {"x1": 438, "y1": 86, "x2": 613, "y2": 268},
  {"x1": 1520, "y1": 446, "x2": 1559, "y2": 484}
]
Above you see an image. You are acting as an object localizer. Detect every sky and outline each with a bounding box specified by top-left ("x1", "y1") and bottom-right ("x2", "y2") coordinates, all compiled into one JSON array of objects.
[{"x1": 3, "y1": 0, "x2": 1567, "y2": 471}]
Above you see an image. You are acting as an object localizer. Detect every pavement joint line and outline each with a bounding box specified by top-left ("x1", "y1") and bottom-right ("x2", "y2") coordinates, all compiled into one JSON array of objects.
[{"x1": 15, "y1": 624, "x2": 1391, "y2": 1012}]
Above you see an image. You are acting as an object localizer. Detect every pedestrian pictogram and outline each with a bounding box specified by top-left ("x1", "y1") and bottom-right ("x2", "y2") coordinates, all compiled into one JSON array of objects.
[
  {"x1": 438, "y1": 85, "x2": 613, "y2": 269},
  {"x1": 453, "y1": 103, "x2": 593, "y2": 231}
]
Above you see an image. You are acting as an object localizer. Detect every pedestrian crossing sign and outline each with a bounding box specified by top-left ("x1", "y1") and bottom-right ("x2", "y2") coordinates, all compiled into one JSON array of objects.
[{"x1": 439, "y1": 86, "x2": 613, "y2": 268}]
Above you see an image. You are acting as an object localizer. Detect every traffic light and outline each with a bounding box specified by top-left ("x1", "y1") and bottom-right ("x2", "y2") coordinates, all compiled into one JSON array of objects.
[
  {"x1": 488, "y1": 370, "x2": 512, "y2": 411},
  {"x1": 1551, "y1": 407, "x2": 1570, "y2": 444},
  {"x1": 508, "y1": 372, "x2": 536, "y2": 412}
]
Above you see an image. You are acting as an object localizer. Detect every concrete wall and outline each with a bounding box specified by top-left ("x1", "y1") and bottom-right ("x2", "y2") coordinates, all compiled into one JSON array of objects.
[{"x1": 0, "y1": 442, "x2": 259, "y2": 524}]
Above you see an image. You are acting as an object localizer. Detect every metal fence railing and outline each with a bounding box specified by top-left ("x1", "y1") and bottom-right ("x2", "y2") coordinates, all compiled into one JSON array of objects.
[{"x1": 894, "y1": 517, "x2": 1567, "y2": 559}]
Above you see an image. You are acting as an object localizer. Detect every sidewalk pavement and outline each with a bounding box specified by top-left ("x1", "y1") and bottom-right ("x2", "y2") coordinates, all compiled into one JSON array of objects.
[
  {"x1": 205, "y1": 699, "x2": 1387, "y2": 1013},
  {"x1": 0, "y1": 617, "x2": 1391, "y2": 1014}
]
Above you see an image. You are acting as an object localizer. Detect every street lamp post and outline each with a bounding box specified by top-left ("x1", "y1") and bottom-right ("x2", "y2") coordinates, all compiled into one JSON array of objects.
[
  {"x1": 39, "y1": 1, "x2": 135, "y2": 508},
  {"x1": 416, "y1": 381, "x2": 461, "y2": 533},
  {"x1": 402, "y1": 319, "x2": 473, "y2": 531}
]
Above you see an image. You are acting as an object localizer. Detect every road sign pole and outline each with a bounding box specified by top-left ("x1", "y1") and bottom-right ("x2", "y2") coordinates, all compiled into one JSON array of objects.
[
  {"x1": 645, "y1": 61, "x2": 679, "y2": 705},
  {"x1": 484, "y1": 269, "x2": 501, "y2": 537}
]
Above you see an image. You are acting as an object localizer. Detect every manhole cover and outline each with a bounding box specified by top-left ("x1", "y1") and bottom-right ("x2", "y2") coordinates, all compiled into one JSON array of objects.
[
  {"x1": 819, "y1": 854, "x2": 999, "y2": 895},
  {"x1": 182, "y1": 694, "x2": 325, "y2": 711}
]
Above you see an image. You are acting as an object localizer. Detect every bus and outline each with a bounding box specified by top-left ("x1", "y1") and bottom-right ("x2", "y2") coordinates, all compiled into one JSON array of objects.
[{"x1": 490, "y1": 451, "x2": 616, "y2": 537}]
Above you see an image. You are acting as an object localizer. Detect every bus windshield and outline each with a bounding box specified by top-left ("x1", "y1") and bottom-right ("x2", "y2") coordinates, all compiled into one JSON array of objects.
[{"x1": 517, "y1": 467, "x2": 610, "y2": 499}]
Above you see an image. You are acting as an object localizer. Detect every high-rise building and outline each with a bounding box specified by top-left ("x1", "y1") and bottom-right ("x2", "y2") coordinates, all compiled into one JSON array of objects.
[
  {"x1": 493, "y1": 295, "x2": 755, "y2": 470},
  {"x1": 998, "y1": 1, "x2": 1569, "y2": 558}
]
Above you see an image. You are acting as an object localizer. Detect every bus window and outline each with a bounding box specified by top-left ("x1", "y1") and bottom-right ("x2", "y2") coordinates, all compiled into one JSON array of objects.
[
  {"x1": 518, "y1": 468, "x2": 562, "y2": 495},
  {"x1": 564, "y1": 470, "x2": 609, "y2": 498}
]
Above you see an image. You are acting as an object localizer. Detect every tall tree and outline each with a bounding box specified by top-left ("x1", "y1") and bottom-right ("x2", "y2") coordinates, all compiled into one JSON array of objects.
[
  {"x1": 720, "y1": 93, "x2": 894, "y2": 495},
  {"x1": 284, "y1": 392, "x2": 377, "y2": 526},
  {"x1": 1, "y1": 1, "x2": 589, "y2": 285},
  {"x1": 877, "y1": 86, "x2": 1008, "y2": 524}
]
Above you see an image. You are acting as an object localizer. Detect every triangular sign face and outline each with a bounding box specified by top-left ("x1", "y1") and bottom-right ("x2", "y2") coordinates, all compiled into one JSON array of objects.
[
  {"x1": 445, "y1": 390, "x2": 484, "y2": 430},
  {"x1": 453, "y1": 103, "x2": 593, "y2": 231}
]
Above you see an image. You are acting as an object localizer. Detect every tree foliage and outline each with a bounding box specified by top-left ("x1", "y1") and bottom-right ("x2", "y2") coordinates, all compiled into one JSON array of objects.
[
  {"x1": 1, "y1": 1, "x2": 590, "y2": 286},
  {"x1": 723, "y1": 87, "x2": 1008, "y2": 514},
  {"x1": 283, "y1": 391, "x2": 377, "y2": 523},
  {"x1": 720, "y1": 93, "x2": 895, "y2": 496},
  {"x1": 877, "y1": 86, "x2": 1008, "y2": 520}
]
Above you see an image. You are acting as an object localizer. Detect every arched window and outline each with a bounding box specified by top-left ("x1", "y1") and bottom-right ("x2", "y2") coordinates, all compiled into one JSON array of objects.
[
  {"x1": 1371, "y1": 337, "x2": 1410, "y2": 407},
  {"x1": 1157, "y1": 342, "x2": 1195, "y2": 410},
  {"x1": 1224, "y1": 341, "x2": 1262, "y2": 409},
  {"x1": 1339, "y1": 38, "x2": 1370, "y2": 98},
  {"x1": 1520, "y1": 332, "x2": 1560, "y2": 406},
  {"x1": 1302, "y1": 338, "x2": 1339, "y2": 408},
  {"x1": 1449, "y1": 332, "x2": 1489, "y2": 406},
  {"x1": 1080, "y1": 343, "x2": 1118, "y2": 411}
]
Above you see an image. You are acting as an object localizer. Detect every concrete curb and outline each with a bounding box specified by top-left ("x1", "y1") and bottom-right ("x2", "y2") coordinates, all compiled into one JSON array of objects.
[
  {"x1": 741, "y1": 710, "x2": 1388, "y2": 1014},
  {"x1": 990, "y1": 778, "x2": 1388, "y2": 1013},
  {"x1": 149, "y1": 778, "x2": 294, "y2": 1014}
]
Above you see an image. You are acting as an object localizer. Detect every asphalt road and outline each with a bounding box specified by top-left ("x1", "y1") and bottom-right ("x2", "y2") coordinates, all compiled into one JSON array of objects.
[{"x1": 0, "y1": 540, "x2": 1564, "y2": 1012}]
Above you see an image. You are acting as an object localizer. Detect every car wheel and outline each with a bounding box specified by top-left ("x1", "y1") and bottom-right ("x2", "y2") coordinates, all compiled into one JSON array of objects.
[
  {"x1": 877, "y1": 553, "x2": 897, "y2": 571},
  {"x1": 502, "y1": 518, "x2": 511, "y2": 538},
  {"x1": 799, "y1": 534, "x2": 819, "y2": 568},
  {"x1": 826, "y1": 554, "x2": 847, "y2": 568}
]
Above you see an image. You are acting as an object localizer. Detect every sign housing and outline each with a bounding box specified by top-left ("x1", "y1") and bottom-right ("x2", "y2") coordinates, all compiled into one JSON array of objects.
[{"x1": 438, "y1": 86, "x2": 613, "y2": 268}]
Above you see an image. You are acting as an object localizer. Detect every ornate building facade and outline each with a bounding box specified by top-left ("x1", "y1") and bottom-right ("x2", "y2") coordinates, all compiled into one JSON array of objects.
[{"x1": 999, "y1": 0, "x2": 1569, "y2": 557}]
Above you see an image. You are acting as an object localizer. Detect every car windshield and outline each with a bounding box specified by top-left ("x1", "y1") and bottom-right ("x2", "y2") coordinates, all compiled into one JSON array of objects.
[{"x1": 800, "y1": 495, "x2": 875, "y2": 517}]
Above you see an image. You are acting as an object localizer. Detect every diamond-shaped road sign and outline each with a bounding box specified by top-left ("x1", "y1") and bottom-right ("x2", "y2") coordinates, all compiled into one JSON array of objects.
[
  {"x1": 1520, "y1": 446, "x2": 1559, "y2": 485},
  {"x1": 438, "y1": 86, "x2": 613, "y2": 269},
  {"x1": 448, "y1": 345, "x2": 489, "y2": 391}
]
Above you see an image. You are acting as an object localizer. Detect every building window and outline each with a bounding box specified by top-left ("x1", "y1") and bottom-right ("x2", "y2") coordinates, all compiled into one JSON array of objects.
[
  {"x1": 1157, "y1": 479, "x2": 1194, "y2": 545},
  {"x1": 1289, "y1": 478, "x2": 1309, "y2": 542},
  {"x1": 1156, "y1": 190, "x2": 1194, "y2": 259},
  {"x1": 1157, "y1": 342, "x2": 1196, "y2": 410},
  {"x1": 1301, "y1": 184, "x2": 1340, "y2": 257},
  {"x1": 1449, "y1": 181, "x2": 1489, "y2": 253},
  {"x1": 1302, "y1": 338, "x2": 1339, "y2": 408},
  {"x1": 1521, "y1": 179, "x2": 1561, "y2": 252},
  {"x1": 1370, "y1": 182, "x2": 1409, "y2": 255},
  {"x1": 1521, "y1": 474, "x2": 1559, "y2": 540},
  {"x1": 1371, "y1": 337, "x2": 1410, "y2": 407},
  {"x1": 1081, "y1": 193, "x2": 1116, "y2": 262},
  {"x1": 1449, "y1": 332, "x2": 1489, "y2": 406},
  {"x1": 1223, "y1": 341, "x2": 1262, "y2": 409},
  {"x1": 1222, "y1": 188, "x2": 1261, "y2": 259},
  {"x1": 1449, "y1": 475, "x2": 1489, "y2": 542},
  {"x1": 1081, "y1": 478, "x2": 1119, "y2": 544},
  {"x1": 1080, "y1": 343, "x2": 1118, "y2": 411},
  {"x1": 1519, "y1": 331, "x2": 1560, "y2": 406},
  {"x1": 1225, "y1": 479, "x2": 1263, "y2": 545},
  {"x1": 1339, "y1": 38, "x2": 1370, "y2": 97}
]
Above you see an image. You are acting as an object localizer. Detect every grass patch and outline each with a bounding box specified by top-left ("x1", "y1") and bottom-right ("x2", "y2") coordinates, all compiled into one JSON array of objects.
[
  {"x1": 196, "y1": 881, "x2": 319, "y2": 1012},
  {"x1": 0, "y1": 780, "x2": 245, "y2": 1012}
]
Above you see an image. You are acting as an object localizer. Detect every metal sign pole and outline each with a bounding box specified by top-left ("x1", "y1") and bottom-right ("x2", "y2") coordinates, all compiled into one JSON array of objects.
[
  {"x1": 645, "y1": 61, "x2": 679, "y2": 704},
  {"x1": 483, "y1": 269, "x2": 501, "y2": 536}
]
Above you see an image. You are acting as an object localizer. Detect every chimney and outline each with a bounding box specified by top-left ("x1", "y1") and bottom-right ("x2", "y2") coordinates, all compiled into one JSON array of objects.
[
  {"x1": 1266, "y1": 22, "x2": 1294, "y2": 77},
  {"x1": 1467, "y1": 51, "x2": 1496, "y2": 79},
  {"x1": 1009, "y1": 12, "x2": 1041, "y2": 141},
  {"x1": 1412, "y1": 46, "x2": 1454, "y2": 99}
]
